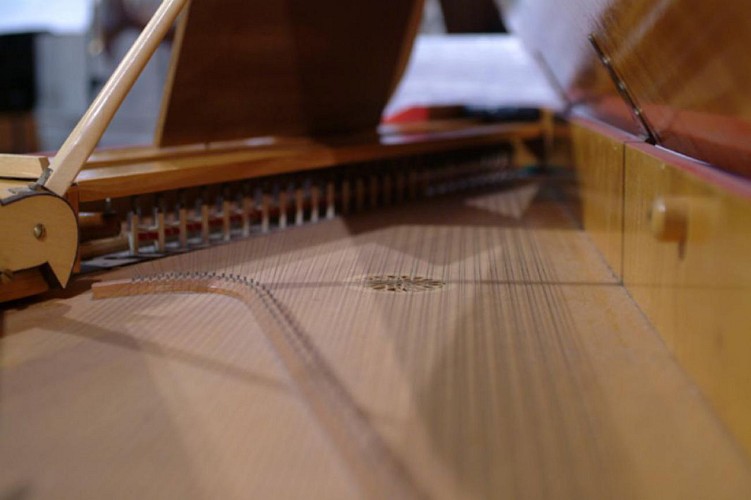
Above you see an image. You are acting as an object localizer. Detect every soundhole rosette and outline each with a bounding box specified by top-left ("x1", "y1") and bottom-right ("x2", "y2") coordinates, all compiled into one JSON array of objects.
[{"x1": 356, "y1": 274, "x2": 446, "y2": 293}]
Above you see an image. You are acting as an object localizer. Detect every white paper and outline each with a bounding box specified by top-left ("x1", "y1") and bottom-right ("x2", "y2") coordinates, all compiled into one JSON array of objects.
[{"x1": 386, "y1": 34, "x2": 561, "y2": 117}]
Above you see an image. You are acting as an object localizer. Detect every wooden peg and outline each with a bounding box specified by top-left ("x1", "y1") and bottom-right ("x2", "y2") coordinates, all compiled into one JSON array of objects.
[
  {"x1": 155, "y1": 194, "x2": 166, "y2": 252},
  {"x1": 261, "y1": 192, "x2": 271, "y2": 233},
  {"x1": 199, "y1": 190, "x2": 210, "y2": 245},
  {"x1": 310, "y1": 184, "x2": 320, "y2": 223},
  {"x1": 326, "y1": 180, "x2": 336, "y2": 219},
  {"x1": 295, "y1": 185, "x2": 305, "y2": 226},
  {"x1": 222, "y1": 186, "x2": 232, "y2": 241},
  {"x1": 128, "y1": 196, "x2": 140, "y2": 256},
  {"x1": 242, "y1": 188, "x2": 253, "y2": 237},
  {"x1": 279, "y1": 188, "x2": 288, "y2": 229}
]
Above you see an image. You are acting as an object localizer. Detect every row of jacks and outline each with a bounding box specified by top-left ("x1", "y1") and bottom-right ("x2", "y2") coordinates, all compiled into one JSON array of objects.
[{"x1": 122, "y1": 149, "x2": 513, "y2": 256}]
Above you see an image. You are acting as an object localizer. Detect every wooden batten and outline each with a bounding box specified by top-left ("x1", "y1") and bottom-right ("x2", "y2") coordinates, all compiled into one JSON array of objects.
[
  {"x1": 570, "y1": 116, "x2": 641, "y2": 278},
  {"x1": 0, "y1": 155, "x2": 49, "y2": 181},
  {"x1": 78, "y1": 121, "x2": 543, "y2": 202}
]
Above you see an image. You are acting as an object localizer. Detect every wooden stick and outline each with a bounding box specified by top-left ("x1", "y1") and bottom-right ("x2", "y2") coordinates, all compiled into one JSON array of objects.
[{"x1": 43, "y1": 0, "x2": 189, "y2": 197}]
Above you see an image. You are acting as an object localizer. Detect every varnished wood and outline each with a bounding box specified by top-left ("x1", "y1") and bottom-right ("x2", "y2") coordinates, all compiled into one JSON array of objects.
[
  {"x1": 77, "y1": 122, "x2": 543, "y2": 202},
  {"x1": 622, "y1": 143, "x2": 751, "y2": 454},
  {"x1": 0, "y1": 155, "x2": 49, "y2": 180},
  {"x1": 156, "y1": 0, "x2": 424, "y2": 146},
  {"x1": 1, "y1": 2, "x2": 749, "y2": 496},
  {"x1": 0, "y1": 268, "x2": 50, "y2": 304},
  {"x1": 571, "y1": 117, "x2": 639, "y2": 277},
  {"x1": 3, "y1": 185, "x2": 751, "y2": 498},
  {"x1": 0, "y1": 113, "x2": 38, "y2": 154},
  {"x1": 0, "y1": 193, "x2": 79, "y2": 288},
  {"x1": 503, "y1": 0, "x2": 751, "y2": 177}
]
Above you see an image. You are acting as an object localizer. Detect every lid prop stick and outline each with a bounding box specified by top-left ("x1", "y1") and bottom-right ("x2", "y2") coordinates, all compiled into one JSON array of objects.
[{"x1": 42, "y1": 0, "x2": 189, "y2": 196}]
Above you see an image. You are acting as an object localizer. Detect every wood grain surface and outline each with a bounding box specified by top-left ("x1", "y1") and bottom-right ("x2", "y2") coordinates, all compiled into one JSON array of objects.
[
  {"x1": 3, "y1": 182, "x2": 750, "y2": 499},
  {"x1": 156, "y1": 0, "x2": 423, "y2": 146},
  {"x1": 623, "y1": 143, "x2": 751, "y2": 455},
  {"x1": 571, "y1": 117, "x2": 639, "y2": 277},
  {"x1": 0, "y1": 155, "x2": 49, "y2": 180},
  {"x1": 77, "y1": 122, "x2": 542, "y2": 202},
  {"x1": 502, "y1": 0, "x2": 751, "y2": 178}
]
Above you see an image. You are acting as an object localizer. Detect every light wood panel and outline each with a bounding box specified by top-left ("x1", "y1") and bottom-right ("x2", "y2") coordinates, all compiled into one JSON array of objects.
[
  {"x1": 156, "y1": 0, "x2": 423, "y2": 146},
  {"x1": 3, "y1": 183, "x2": 751, "y2": 498},
  {"x1": 623, "y1": 143, "x2": 751, "y2": 455},
  {"x1": 571, "y1": 117, "x2": 639, "y2": 277},
  {"x1": 0, "y1": 179, "x2": 29, "y2": 201},
  {"x1": 0, "y1": 193, "x2": 78, "y2": 288},
  {"x1": 0, "y1": 155, "x2": 49, "y2": 180}
]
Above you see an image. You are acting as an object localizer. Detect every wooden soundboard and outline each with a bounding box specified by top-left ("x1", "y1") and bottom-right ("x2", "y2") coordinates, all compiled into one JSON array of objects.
[
  {"x1": 3, "y1": 0, "x2": 751, "y2": 498},
  {"x1": 4, "y1": 176, "x2": 751, "y2": 499}
]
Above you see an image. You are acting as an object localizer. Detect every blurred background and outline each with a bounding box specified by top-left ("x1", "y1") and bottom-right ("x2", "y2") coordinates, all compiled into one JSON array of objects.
[{"x1": 0, "y1": 0, "x2": 557, "y2": 153}]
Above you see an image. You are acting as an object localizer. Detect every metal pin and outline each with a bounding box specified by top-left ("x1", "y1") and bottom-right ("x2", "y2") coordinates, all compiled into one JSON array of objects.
[
  {"x1": 33, "y1": 224, "x2": 46, "y2": 240},
  {"x1": 588, "y1": 33, "x2": 659, "y2": 145}
]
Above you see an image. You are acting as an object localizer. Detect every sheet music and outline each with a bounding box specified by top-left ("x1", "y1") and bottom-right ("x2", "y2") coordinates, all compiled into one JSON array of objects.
[{"x1": 386, "y1": 34, "x2": 562, "y2": 117}]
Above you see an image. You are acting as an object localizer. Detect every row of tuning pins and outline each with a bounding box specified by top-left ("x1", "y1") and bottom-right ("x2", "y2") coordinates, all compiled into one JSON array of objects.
[
  {"x1": 126, "y1": 149, "x2": 512, "y2": 255},
  {"x1": 127, "y1": 179, "x2": 338, "y2": 256}
]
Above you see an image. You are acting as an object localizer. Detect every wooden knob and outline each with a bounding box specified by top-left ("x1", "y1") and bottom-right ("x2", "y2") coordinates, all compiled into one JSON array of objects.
[{"x1": 649, "y1": 197, "x2": 688, "y2": 242}]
